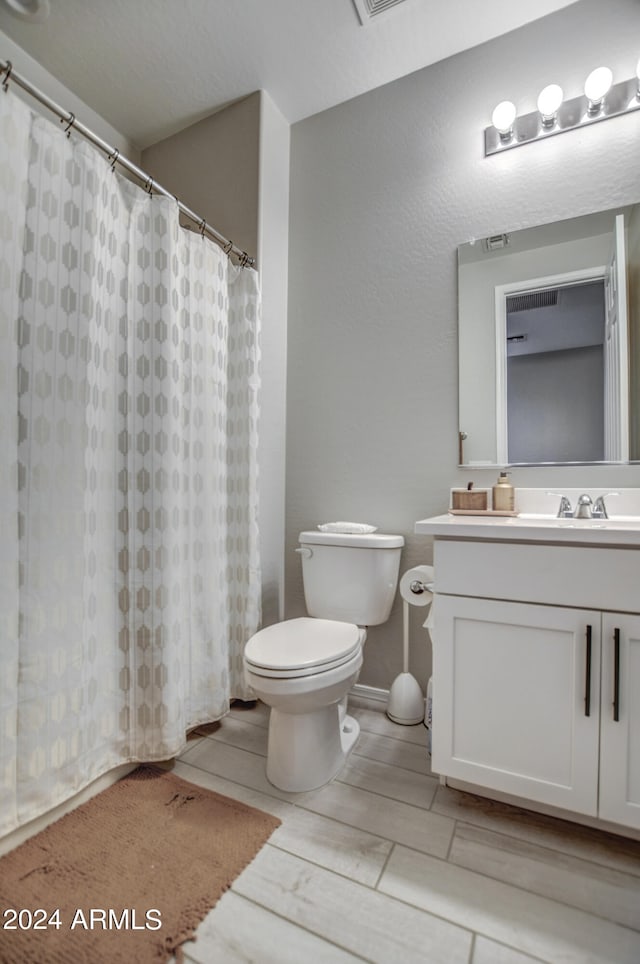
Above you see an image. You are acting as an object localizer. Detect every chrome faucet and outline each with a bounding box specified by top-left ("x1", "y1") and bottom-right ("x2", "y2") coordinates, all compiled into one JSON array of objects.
[
  {"x1": 549, "y1": 491, "x2": 619, "y2": 520},
  {"x1": 574, "y1": 492, "x2": 620, "y2": 519},
  {"x1": 592, "y1": 492, "x2": 619, "y2": 519},
  {"x1": 574, "y1": 494, "x2": 594, "y2": 518},
  {"x1": 592, "y1": 496, "x2": 608, "y2": 519},
  {"x1": 549, "y1": 494, "x2": 573, "y2": 518}
]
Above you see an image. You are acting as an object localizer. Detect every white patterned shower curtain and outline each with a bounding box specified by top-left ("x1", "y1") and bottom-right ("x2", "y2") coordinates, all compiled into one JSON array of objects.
[{"x1": 0, "y1": 87, "x2": 261, "y2": 837}]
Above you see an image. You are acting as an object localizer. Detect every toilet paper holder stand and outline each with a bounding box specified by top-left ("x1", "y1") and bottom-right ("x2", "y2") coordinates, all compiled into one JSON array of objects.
[{"x1": 387, "y1": 565, "x2": 433, "y2": 726}]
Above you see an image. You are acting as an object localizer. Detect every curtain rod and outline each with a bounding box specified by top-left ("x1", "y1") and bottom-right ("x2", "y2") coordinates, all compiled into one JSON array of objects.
[{"x1": 1, "y1": 59, "x2": 255, "y2": 268}]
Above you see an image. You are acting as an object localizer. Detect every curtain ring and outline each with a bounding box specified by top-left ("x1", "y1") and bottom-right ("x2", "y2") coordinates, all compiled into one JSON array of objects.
[
  {"x1": 62, "y1": 112, "x2": 75, "y2": 138},
  {"x1": 239, "y1": 251, "x2": 249, "y2": 268},
  {"x1": 2, "y1": 61, "x2": 12, "y2": 93},
  {"x1": 108, "y1": 148, "x2": 120, "y2": 172},
  {"x1": 223, "y1": 239, "x2": 233, "y2": 257},
  {"x1": 198, "y1": 218, "x2": 207, "y2": 238},
  {"x1": 144, "y1": 176, "x2": 154, "y2": 196}
]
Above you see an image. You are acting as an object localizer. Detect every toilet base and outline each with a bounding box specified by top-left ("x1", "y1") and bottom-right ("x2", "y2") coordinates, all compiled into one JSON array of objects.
[{"x1": 266, "y1": 703, "x2": 360, "y2": 793}]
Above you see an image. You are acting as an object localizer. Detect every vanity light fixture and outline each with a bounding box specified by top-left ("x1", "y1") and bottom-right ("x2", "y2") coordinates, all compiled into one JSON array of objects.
[
  {"x1": 485, "y1": 58, "x2": 640, "y2": 155},
  {"x1": 0, "y1": 0, "x2": 49, "y2": 20},
  {"x1": 537, "y1": 84, "x2": 563, "y2": 128},
  {"x1": 491, "y1": 101, "x2": 517, "y2": 140},
  {"x1": 584, "y1": 67, "x2": 613, "y2": 115}
]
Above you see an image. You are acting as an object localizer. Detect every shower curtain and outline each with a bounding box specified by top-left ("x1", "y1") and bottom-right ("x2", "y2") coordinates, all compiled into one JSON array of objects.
[{"x1": 0, "y1": 87, "x2": 261, "y2": 837}]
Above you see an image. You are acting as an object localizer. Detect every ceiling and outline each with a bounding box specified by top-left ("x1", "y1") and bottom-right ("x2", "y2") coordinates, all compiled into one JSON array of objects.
[{"x1": 0, "y1": 0, "x2": 578, "y2": 150}]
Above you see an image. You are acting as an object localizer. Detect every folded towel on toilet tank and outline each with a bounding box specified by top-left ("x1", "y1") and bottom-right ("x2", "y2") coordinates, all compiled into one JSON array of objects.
[{"x1": 317, "y1": 522, "x2": 378, "y2": 534}]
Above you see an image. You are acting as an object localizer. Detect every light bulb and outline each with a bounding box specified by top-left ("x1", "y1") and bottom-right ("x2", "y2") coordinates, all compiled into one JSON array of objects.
[
  {"x1": 537, "y1": 84, "x2": 563, "y2": 127},
  {"x1": 491, "y1": 101, "x2": 517, "y2": 139},
  {"x1": 3, "y1": 0, "x2": 50, "y2": 20},
  {"x1": 584, "y1": 66, "x2": 613, "y2": 113}
]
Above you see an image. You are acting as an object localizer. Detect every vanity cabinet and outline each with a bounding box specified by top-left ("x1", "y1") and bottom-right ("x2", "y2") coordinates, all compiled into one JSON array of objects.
[
  {"x1": 599, "y1": 613, "x2": 640, "y2": 828},
  {"x1": 431, "y1": 539, "x2": 640, "y2": 831}
]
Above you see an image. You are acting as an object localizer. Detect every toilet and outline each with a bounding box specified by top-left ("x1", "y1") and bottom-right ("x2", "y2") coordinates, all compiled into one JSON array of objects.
[{"x1": 244, "y1": 530, "x2": 404, "y2": 792}]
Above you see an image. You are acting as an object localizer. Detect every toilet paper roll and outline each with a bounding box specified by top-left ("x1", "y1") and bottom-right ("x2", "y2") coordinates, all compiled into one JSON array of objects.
[{"x1": 399, "y1": 565, "x2": 434, "y2": 607}]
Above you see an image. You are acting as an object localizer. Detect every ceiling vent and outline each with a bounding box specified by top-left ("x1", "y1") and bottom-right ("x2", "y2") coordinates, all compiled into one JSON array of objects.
[
  {"x1": 483, "y1": 233, "x2": 510, "y2": 252},
  {"x1": 352, "y1": 0, "x2": 413, "y2": 25},
  {"x1": 507, "y1": 289, "x2": 559, "y2": 313}
]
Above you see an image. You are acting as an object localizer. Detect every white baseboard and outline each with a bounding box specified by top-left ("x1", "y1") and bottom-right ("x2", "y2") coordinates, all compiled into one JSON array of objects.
[{"x1": 350, "y1": 683, "x2": 390, "y2": 705}]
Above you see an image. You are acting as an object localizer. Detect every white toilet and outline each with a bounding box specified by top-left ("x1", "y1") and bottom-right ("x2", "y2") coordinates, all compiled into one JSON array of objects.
[{"x1": 244, "y1": 530, "x2": 404, "y2": 792}]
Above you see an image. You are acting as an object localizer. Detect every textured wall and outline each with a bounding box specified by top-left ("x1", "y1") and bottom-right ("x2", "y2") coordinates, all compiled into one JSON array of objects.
[
  {"x1": 286, "y1": 0, "x2": 640, "y2": 691},
  {"x1": 0, "y1": 27, "x2": 136, "y2": 160},
  {"x1": 142, "y1": 93, "x2": 260, "y2": 261}
]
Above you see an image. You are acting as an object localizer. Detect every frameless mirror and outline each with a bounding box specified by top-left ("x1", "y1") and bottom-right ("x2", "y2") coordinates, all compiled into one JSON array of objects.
[{"x1": 458, "y1": 204, "x2": 640, "y2": 466}]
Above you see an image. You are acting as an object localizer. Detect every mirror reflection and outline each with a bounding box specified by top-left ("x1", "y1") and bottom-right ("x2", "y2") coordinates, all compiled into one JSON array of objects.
[{"x1": 458, "y1": 204, "x2": 640, "y2": 466}]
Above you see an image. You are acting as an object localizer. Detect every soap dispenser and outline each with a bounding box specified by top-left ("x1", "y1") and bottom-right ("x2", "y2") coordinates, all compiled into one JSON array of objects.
[{"x1": 492, "y1": 471, "x2": 515, "y2": 511}]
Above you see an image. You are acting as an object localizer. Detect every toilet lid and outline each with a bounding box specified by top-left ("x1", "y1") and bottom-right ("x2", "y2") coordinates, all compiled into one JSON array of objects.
[{"x1": 244, "y1": 617, "x2": 363, "y2": 677}]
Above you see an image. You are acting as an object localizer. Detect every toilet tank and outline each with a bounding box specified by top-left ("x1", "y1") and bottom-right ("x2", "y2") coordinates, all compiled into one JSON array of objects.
[{"x1": 298, "y1": 531, "x2": 404, "y2": 626}]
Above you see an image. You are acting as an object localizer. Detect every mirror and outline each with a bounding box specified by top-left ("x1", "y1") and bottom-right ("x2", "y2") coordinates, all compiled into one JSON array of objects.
[{"x1": 458, "y1": 203, "x2": 640, "y2": 466}]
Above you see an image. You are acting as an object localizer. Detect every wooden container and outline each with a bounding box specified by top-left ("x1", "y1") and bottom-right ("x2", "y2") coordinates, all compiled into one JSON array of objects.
[{"x1": 450, "y1": 488, "x2": 489, "y2": 511}]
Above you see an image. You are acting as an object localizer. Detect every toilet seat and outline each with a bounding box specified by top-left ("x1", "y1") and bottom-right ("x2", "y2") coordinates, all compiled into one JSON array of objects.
[{"x1": 244, "y1": 617, "x2": 364, "y2": 679}]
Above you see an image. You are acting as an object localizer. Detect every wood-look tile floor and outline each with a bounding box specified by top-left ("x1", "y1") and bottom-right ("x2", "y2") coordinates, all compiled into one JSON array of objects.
[{"x1": 172, "y1": 697, "x2": 640, "y2": 964}]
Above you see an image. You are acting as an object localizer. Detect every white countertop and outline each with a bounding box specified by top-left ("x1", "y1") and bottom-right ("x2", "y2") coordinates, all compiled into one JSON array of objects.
[{"x1": 415, "y1": 512, "x2": 640, "y2": 547}]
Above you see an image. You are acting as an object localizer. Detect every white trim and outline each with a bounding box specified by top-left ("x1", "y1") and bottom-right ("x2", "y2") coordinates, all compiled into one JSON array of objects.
[
  {"x1": 604, "y1": 214, "x2": 630, "y2": 462},
  {"x1": 350, "y1": 682, "x2": 390, "y2": 704},
  {"x1": 494, "y1": 266, "x2": 607, "y2": 464}
]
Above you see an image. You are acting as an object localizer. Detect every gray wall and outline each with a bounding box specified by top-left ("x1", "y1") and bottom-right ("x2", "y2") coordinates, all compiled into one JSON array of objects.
[
  {"x1": 256, "y1": 92, "x2": 290, "y2": 627},
  {"x1": 142, "y1": 93, "x2": 261, "y2": 261},
  {"x1": 286, "y1": 0, "x2": 640, "y2": 691},
  {"x1": 0, "y1": 27, "x2": 136, "y2": 160}
]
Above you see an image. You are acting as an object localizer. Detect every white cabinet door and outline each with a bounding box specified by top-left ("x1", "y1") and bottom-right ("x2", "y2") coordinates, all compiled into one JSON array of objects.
[
  {"x1": 599, "y1": 613, "x2": 640, "y2": 829},
  {"x1": 433, "y1": 596, "x2": 601, "y2": 814}
]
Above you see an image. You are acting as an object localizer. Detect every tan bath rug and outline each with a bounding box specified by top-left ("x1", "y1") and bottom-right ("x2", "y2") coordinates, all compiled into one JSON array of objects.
[{"x1": 0, "y1": 766, "x2": 281, "y2": 963}]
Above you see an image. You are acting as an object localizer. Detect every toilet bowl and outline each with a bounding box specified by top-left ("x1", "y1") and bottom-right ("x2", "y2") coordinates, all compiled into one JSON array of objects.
[
  {"x1": 243, "y1": 529, "x2": 404, "y2": 792},
  {"x1": 244, "y1": 618, "x2": 365, "y2": 792}
]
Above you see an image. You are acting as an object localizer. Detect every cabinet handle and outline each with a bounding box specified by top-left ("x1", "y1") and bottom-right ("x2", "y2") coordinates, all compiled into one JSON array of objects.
[
  {"x1": 584, "y1": 625, "x2": 592, "y2": 717},
  {"x1": 613, "y1": 627, "x2": 620, "y2": 722}
]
